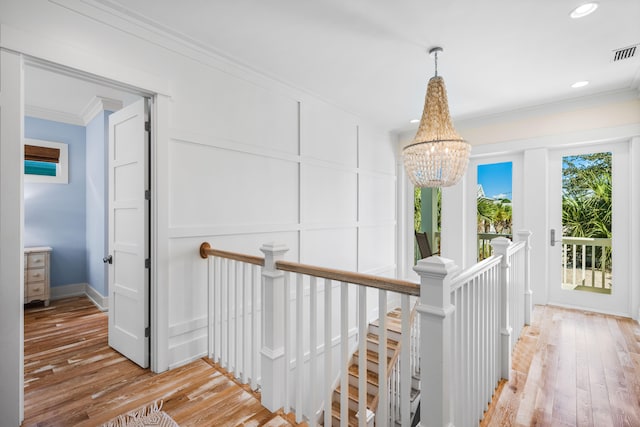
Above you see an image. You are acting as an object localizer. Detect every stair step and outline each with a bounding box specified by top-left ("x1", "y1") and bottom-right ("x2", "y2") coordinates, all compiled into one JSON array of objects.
[
  {"x1": 348, "y1": 363, "x2": 379, "y2": 388},
  {"x1": 351, "y1": 348, "x2": 392, "y2": 371},
  {"x1": 334, "y1": 383, "x2": 376, "y2": 412},
  {"x1": 331, "y1": 400, "x2": 358, "y2": 427}
]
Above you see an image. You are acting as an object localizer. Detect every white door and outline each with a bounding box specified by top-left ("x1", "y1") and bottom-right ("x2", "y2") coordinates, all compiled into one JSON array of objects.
[
  {"x1": 107, "y1": 99, "x2": 150, "y2": 368},
  {"x1": 548, "y1": 142, "x2": 630, "y2": 316}
]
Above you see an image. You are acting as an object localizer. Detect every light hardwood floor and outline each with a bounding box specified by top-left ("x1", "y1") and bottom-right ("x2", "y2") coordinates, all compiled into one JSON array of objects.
[
  {"x1": 23, "y1": 297, "x2": 297, "y2": 427},
  {"x1": 482, "y1": 305, "x2": 640, "y2": 427}
]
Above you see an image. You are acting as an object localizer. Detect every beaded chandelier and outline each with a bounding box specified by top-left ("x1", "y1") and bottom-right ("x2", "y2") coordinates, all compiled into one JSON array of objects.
[{"x1": 402, "y1": 47, "x2": 470, "y2": 187}]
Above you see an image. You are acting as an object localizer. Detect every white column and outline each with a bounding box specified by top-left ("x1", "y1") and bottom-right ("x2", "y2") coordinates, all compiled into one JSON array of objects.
[
  {"x1": 415, "y1": 256, "x2": 458, "y2": 427},
  {"x1": 490, "y1": 237, "x2": 512, "y2": 380},
  {"x1": 259, "y1": 242, "x2": 289, "y2": 411},
  {"x1": 516, "y1": 230, "x2": 533, "y2": 325}
]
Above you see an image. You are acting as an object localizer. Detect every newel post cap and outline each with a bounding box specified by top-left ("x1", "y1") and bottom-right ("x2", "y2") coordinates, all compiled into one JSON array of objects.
[
  {"x1": 413, "y1": 255, "x2": 459, "y2": 279},
  {"x1": 259, "y1": 242, "x2": 289, "y2": 256},
  {"x1": 490, "y1": 236, "x2": 512, "y2": 250}
]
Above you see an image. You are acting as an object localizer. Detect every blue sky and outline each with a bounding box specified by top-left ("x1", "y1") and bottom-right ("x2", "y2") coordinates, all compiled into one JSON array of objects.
[{"x1": 478, "y1": 161, "x2": 512, "y2": 200}]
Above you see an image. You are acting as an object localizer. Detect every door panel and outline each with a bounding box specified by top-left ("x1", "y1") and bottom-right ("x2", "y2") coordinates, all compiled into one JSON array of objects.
[
  {"x1": 108, "y1": 99, "x2": 150, "y2": 368},
  {"x1": 548, "y1": 142, "x2": 630, "y2": 316}
]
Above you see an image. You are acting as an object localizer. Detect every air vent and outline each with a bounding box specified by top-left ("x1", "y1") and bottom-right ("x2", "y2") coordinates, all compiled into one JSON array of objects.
[{"x1": 612, "y1": 45, "x2": 637, "y2": 62}]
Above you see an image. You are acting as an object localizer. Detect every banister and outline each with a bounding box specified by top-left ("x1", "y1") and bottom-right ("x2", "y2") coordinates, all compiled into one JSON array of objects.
[
  {"x1": 199, "y1": 242, "x2": 265, "y2": 266},
  {"x1": 275, "y1": 259, "x2": 420, "y2": 296},
  {"x1": 450, "y1": 255, "x2": 502, "y2": 291}
]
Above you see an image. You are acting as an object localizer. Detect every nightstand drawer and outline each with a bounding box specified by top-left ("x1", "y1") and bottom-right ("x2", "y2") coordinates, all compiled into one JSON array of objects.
[
  {"x1": 27, "y1": 253, "x2": 46, "y2": 268},
  {"x1": 26, "y1": 268, "x2": 46, "y2": 282},
  {"x1": 27, "y1": 282, "x2": 45, "y2": 297}
]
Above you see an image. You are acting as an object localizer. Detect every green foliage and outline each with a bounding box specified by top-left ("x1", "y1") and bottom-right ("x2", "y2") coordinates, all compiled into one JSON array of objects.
[
  {"x1": 414, "y1": 187, "x2": 421, "y2": 232},
  {"x1": 562, "y1": 153, "x2": 612, "y2": 238}
]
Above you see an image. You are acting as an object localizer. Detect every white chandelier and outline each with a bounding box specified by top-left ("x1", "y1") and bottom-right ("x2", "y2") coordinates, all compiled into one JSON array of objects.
[{"x1": 402, "y1": 47, "x2": 470, "y2": 188}]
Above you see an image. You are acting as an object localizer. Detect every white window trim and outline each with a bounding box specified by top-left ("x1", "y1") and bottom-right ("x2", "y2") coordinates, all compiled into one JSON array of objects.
[{"x1": 24, "y1": 138, "x2": 69, "y2": 184}]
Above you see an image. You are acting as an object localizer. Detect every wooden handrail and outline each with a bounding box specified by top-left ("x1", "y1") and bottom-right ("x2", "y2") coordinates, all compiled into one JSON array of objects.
[
  {"x1": 199, "y1": 242, "x2": 265, "y2": 266},
  {"x1": 276, "y1": 260, "x2": 420, "y2": 296}
]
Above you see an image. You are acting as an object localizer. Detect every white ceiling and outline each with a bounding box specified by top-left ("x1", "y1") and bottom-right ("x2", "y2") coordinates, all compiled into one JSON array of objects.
[{"x1": 27, "y1": 0, "x2": 640, "y2": 131}]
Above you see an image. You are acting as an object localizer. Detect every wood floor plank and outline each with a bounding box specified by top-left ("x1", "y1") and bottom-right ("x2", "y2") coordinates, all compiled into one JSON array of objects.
[
  {"x1": 23, "y1": 297, "x2": 299, "y2": 427},
  {"x1": 483, "y1": 305, "x2": 640, "y2": 427}
]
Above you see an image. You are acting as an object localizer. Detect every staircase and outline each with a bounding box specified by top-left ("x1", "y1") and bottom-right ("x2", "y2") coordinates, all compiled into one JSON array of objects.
[{"x1": 325, "y1": 308, "x2": 420, "y2": 426}]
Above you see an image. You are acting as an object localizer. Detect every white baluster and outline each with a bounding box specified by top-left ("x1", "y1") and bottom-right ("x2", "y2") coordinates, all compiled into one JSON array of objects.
[
  {"x1": 378, "y1": 290, "x2": 388, "y2": 425},
  {"x1": 251, "y1": 264, "x2": 258, "y2": 390},
  {"x1": 310, "y1": 276, "x2": 317, "y2": 421},
  {"x1": 284, "y1": 271, "x2": 291, "y2": 413},
  {"x1": 324, "y1": 279, "x2": 333, "y2": 427},
  {"x1": 400, "y1": 294, "x2": 410, "y2": 427},
  {"x1": 295, "y1": 273, "x2": 303, "y2": 422},
  {"x1": 357, "y1": 286, "x2": 367, "y2": 427},
  {"x1": 340, "y1": 282, "x2": 349, "y2": 427}
]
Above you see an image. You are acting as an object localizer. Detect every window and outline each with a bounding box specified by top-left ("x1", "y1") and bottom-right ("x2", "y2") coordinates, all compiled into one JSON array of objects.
[{"x1": 24, "y1": 139, "x2": 68, "y2": 184}]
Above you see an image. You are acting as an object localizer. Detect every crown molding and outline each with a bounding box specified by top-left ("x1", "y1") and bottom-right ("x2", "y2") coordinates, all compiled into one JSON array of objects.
[
  {"x1": 81, "y1": 95, "x2": 123, "y2": 124},
  {"x1": 24, "y1": 104, "x2": 85, "y2": 126}
]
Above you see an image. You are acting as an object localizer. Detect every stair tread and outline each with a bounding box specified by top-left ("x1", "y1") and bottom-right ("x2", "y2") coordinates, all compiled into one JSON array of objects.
[
  {"x1": 353, "y1": 348, "x2": 392, "y2": 364},
  {"x1": 348, "y1": 363, "x2": 379, "y2": 386},
  {"x1": 366, "y1": 332, "x2": 399, "y2": 348},
  {"x1": 335, "y1": 383, "x2": 376, "y2": 405},
  {"x1": 331, "y1": 400, "x2": 358, "y2": 426}
]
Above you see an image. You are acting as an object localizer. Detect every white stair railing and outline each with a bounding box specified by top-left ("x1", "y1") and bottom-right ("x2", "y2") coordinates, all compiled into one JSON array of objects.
[
  {"x1": 415, "y1": 231, "x2": 531, "y2": 427},
  {"x1": 199, "y1": 229, "x2": 532, "y2": 427},
  {"x1": 199, "y1": 243, "x2": 264, "y2": 391}
]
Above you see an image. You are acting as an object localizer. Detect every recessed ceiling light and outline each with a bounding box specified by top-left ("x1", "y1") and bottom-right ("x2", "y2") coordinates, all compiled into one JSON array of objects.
[
  {"x1": 571, "y1": 81, "x2": 589, "y2": 88},
  {"x1": 409, "y1": 119, "x2": 420, "y2": 124},
  {"x1": 570, "y1": 2, "x2": 598, "y2": 19}
]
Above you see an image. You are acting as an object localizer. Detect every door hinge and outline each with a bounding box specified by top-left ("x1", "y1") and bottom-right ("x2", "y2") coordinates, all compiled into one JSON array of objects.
[
  {"x1": 145, "y1": 258, "x2": 151, "y2": 269},
  {"x1": 145, "y1": 121, "x2": 150, "y2": 132},
  {"x1": 145, "y1": 327, "x2": 150, "y2": 337},
  {"x1": 145, "y1": 190, "x2": 151, "y2": 200}
]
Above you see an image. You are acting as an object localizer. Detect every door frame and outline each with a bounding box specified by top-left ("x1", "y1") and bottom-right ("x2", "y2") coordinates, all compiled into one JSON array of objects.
[
  {"x1": 0, "y1": 41, "x2": 171, "y2": 423},
  {"x1": 548, "y1": 141, "x2": 631, "y2": 316}
]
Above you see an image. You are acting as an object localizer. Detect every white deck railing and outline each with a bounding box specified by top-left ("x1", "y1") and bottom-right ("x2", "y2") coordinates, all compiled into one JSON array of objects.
[
  {"x1": 199, "y1": 229, "x2": 532, "y2": 427},
  {"x1": 561, "y1": 236, "x2": 611, "y2": 291}
]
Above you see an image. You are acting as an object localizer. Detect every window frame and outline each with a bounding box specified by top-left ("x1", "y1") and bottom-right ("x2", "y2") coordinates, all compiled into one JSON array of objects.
[{"x1": 23, "y1": 138, "x2": 68, "y2": 184}]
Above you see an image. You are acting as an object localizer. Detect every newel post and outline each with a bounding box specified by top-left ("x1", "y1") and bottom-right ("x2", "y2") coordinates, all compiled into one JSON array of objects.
[
  {"x1": 516, "y1": 230, "x2": 533, "y2": 325},
  {"x1": 260, "y1": 242, "x2": 289, "y2": 411},
  {"x1": 415, "y1": 256, "x2": 458, "y2": 427},
  {"x1": 491, "y1": 237, "x2": 512, "y2": 380}
]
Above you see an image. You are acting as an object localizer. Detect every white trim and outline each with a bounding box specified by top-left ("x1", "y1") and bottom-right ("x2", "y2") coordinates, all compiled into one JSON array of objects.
[
  {"x1": 23, "y1": 138, "x2": 68, "y2": 184},
  {"x1": 86, "y1": 284, "x2": 109, "y2": 311},
  {"x1": 81, "y1": 95, "x2": 123, "y2": 125},
  {"x1": 49, "y1": 283, "x2": 109, "y2": 311},
  {"x1": 24, "y1": 104, "x2": 84, "y2": 126}
]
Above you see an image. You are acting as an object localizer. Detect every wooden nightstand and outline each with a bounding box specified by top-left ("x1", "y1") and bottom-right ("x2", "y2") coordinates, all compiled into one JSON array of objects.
[{"x1": 24, "y1": 246, "x2": 52, "y2": 306}]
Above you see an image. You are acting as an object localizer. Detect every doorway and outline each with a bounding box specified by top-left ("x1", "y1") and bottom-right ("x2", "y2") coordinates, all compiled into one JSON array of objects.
[
  {"x1": 548, "y1": 142, "x2": 631, "y2": 315},
  {"x1": 22, "y1": 62, "x2": 153, "y2": 418}
]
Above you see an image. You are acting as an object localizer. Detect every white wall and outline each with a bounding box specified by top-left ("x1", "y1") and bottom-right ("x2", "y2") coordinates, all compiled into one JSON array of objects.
[{"x1": 0, "y1": 2, "x2": 397, "y2": 421}]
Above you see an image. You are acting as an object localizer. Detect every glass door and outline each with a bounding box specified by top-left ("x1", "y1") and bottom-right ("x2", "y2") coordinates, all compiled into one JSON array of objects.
[{"x1": 548, "y1": 142, "x2": 630, "y2": 315}]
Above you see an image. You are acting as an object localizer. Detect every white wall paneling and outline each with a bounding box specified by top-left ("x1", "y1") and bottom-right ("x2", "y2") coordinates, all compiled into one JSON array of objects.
[
  {"x1": 300, "y1": 163, "x2": 357, "y2": 225},
  {"x1": 0, "y1": 1, "x2": 398, "y2": 386},
  {"x1": 300, "y1": 99, "x2": 357, "y2": 166},
  {"x1": 169, "y1": 137, "x2": 299, "y2": 228}
]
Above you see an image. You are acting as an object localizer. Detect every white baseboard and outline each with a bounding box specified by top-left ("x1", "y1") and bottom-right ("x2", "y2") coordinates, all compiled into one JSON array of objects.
[
  {"x1": 86, "y1": 284, "x2": 108, "y2": 312},
  {"x1": 49, "y1": 283, "x2": 108, "y2": 312}
]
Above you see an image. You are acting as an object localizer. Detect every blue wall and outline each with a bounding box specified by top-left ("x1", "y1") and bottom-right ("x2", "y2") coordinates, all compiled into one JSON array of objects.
[
  {"x1": 24, "y1": 117, "x2": 87, "y2": 288},
  {"x1": 86, "y1": 111, "x2": 111, "y2": 296}
]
